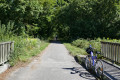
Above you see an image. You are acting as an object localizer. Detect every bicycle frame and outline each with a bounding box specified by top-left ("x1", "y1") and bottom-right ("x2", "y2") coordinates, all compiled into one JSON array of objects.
[
  {"x1": 90, "y1": 51, "x2": 97, "y2": 66},
  {"x1": 85, "y1": 47, "x2": 104, "y2": 78}
]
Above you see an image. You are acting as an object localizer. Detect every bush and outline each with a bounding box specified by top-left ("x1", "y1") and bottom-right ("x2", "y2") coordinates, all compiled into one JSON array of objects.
[
  {"x1": 72, "y1": 39, "x2": 90, "y2": 49},
  {"x1": 64, "y1": 43, "x2": 87, "y2": 56},
  {"x1": 72, "y1": 38, "x2": 103, "y2": 52},
  {"x1": 72, "y1": 38, "x2": 120, "y2": 54},
  {"x1": 0, "y1": 21, "x2": 49, "y2": 66},
  {"x1": 8, "y1": 37, "x2": 42, "y2": 66}
]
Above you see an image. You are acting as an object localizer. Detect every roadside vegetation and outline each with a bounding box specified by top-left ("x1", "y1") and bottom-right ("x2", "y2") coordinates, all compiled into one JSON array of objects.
[
  {"x1": 0, "y1": 0, "x2": 120, "y2": 66},
  {"x1": 9, "y1": 39, "x2": 49, "y2": 66},
  {"x1": 64, "y1": 38, "x2": 120, "y2": 57},
  {"x1": 0, "y1": 0, "x2": 120, "y2": 39},
  {"x1": 64, "y1": 43, "x2": 87, "y2": 56},
  {"x1": 0, "y1": 21, "x2": 49, "y2": 66}
]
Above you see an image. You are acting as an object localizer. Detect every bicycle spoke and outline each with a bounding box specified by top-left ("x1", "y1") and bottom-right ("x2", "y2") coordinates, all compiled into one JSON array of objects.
[
  {"x1": 95, "y1": 60, "x2": 103, "y2": 78},
  {"x1": 85, "y1": 55, "x2": 91, "y2": 70}
]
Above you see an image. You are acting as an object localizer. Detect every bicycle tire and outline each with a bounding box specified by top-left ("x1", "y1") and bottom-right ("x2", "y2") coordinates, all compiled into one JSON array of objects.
[
  {"x1": 95, "y1": 60, "x2": 104, "y2": 78},
  {"x1": 85, "y1": 55, "x2": 91, "y2": 70}
]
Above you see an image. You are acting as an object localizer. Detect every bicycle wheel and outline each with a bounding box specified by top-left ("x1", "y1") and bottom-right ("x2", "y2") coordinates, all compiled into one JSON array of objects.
[
  {"x1": 95, "y1": 60, "x2": 104, "y2": 78},
  {"x1": 85, "y1": 55, "x2": 91, "y2": 69}
]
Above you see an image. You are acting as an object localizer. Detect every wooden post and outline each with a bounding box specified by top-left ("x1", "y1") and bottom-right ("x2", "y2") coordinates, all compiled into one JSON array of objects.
[
  {"x1": 4, "y1": 43, "x2": 7, "y2": 61},
  {"x1": 101, "y1": 43, "x2": 103, "y2": 55},
  {"x1": 115, "y1": 45, "x2": 117, "y2": 62},
  {"x1": 7, "y1": 43, "x2": 11, "y2": 60},
  {"x1": 119, "y1": 46, "x2": 120, "y2": 63},
  {"x1": 117, "y1": 45, "x2": 119, "y2": 62},
  {"x1": 107, "y1": 43, "x2": 109, "y2": 58},
  {"x1": 11, "y1": 41, "x2": 14, "y2": 54},
  {"x1": 103, "y1": 43, "x2": 105, "y2": 57},
  {"x1": 0, "y1": 45, "x2": 1, "y2": 64},
  {"x1": 108, "y1": 43, "x2": 110, "y2": 59},
  {"x1": 2, "y1": 44, "x2": 4, "y2": 64}
]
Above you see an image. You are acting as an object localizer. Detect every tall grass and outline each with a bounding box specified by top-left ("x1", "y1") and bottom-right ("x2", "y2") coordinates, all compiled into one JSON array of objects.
[
  {"x1": 64, "y1": 38, "x2": 120, "y2": 58},
  {"x1": 64, "y1": 43, "x2": 87, "y2": 56},
  {"x1": 71, "y1": 39, "x2": 101, "y2": 54},
  {"x1": 0, "y1": 21, "x2": 49, "y2": 66},
  {"x1": 0, "y1": 21, "x2": 15, "y2": 42},
  {"x1": 72, "y1": 38, "x2": 120, "y2": 53}
]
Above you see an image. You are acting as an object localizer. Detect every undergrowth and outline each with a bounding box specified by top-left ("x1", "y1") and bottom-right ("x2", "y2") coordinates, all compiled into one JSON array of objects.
[
  {"x1": 64, "y1": 38, "x2": 120, "y2": 58},
  {"x1": 0, "y1": 21, "x2": 49, "y2": 66},
  {"x1": 64, "y1": 43, "x2": 87, "y2": 56}
]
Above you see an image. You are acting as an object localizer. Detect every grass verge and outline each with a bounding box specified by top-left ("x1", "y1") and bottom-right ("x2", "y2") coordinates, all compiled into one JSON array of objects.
[
  {"x1": 64, "y1": 43, "x2": 87, "y2": 56},
  {"x1": 9, "y1": 40, "x2": 49, "y2": 66},
  {"x1": 0, "y1": 40, "x2": 49, "y2": 80}
]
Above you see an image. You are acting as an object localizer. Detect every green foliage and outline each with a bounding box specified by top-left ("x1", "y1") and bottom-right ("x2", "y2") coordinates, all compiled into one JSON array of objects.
[
  {"x1": 72, "y1": 39, "x2": 89, "y2": 48},
  {"x1": 0, "y1": 21, "x2": 15, "y2": 41},
  {"x1": 0, "y1": 0, "x2": 120, "y2": 40},
  {"x1": 10, "y1": 38, "x2": 49, "y2": 66},
  {"x1": 0, "y1": 0, "x2": 120, "y2": 39},
  {"x1": 1, "y1": 0, "x2": 120, "y2": 66},
  {"x1": 71, "y1": 37, "x2": 120, "y2": 54},
  {"x1": 64, "y1": 37, "x2": 120, "y2": 61},
  {"x1": 0, "y1": 21, "x2": 49, "y2": 66},
  {"x1": 72, "y1": 38, "x2": 102, "y2": 52},
  {"x1": 55, "y1": 0, "x2": 120, "y2": 39},
  {"x1": 64, "y1": 43, "x2": 87, "y2": 56},
  {"x1": 0, "y1": 0, "x2": 59, "y2": 38},
  {"x1": 8, "y1": 36, "x2": 49, "y2": 66}
]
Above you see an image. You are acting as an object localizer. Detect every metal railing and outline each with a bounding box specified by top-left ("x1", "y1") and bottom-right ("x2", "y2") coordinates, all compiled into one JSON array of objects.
[
  {"x1": 101, "y1": 41, "x2": 120, "y2": 63},
  {"x1": 0, "y1": 42, "x2": 14, "y2": 65}
]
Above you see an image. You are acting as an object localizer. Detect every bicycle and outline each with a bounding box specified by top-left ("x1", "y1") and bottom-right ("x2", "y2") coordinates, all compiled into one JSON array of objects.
[{"x1": 85, "y1": 45, "x2": 104, "y2": 78}]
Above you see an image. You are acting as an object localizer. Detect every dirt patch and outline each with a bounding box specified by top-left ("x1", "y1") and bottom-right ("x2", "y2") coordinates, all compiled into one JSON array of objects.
[{"x1": 0, "y1": 44, "x2": 49, "y2": 80}]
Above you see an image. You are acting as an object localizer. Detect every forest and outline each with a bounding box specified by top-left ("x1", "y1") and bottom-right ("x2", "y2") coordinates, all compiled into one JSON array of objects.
[
  {"x1": 0, "y1": 0, "x2": 120, "y2": 67},
  {"x1": 0, "y1": 0, "x2": 120, "y2": 40}
]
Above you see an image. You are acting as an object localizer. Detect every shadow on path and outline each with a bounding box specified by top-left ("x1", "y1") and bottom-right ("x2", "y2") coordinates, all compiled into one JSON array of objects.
[
  {"x1": 50, "y1": 40, "x2": 97, "y2": 80},
  {"x1": 49, "y1": 40, "x2": 62, "y2": 44},
  {"x1": 62, "y1": 67, "x2": 96, "y2": 80}
]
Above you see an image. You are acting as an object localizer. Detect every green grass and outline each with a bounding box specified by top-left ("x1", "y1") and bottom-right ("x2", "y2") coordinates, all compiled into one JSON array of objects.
[
  {"x1": 9, "y1": 40, "x2": 49, "y2": 66},
  {"x1": 0, "y1": 21, "x2": 50, "y2": 66},
  {"x1": 64, "y1": 38, "x2": 120, "y2": 67},
  {"x1": 72, "y1": 38, "x2": 101, "y2": 52},
  {"x1": 71, "y1": 38, "x2": 120, "y2": 53},
  {"x1": 64, "y1": 43, "x2": 87, "y2": 56},
  {"x1": 63, "y1": 39, "x2": 105, "y2": 60}
]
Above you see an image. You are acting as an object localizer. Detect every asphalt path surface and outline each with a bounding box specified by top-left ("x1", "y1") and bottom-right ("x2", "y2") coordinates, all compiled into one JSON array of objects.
[{"x1": 6, "y1": 42, "x2": 96, "y2": 80}]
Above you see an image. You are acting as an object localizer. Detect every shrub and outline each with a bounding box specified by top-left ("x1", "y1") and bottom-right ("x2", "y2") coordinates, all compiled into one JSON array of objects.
[
  {"x1": 0, "y1": 21, "x2": 48, "y2": 66},
  {"x1": 72, "y1": 38, "x2": 120, "y2": 54},
  {"x1": 64, "y1": 43, "x2": 87, "y2": 56},
  {"x1": 72, "y1": 38, "x2": 103, "y2": 52},
  {"x1": 72, "y1": 39, "x2": 90, "y2": 49}
]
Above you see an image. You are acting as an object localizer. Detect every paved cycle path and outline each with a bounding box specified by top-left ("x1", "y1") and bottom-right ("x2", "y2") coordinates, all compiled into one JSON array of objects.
[{"x1": 6, "y1": 42, "x2": 96, "y2": 80}]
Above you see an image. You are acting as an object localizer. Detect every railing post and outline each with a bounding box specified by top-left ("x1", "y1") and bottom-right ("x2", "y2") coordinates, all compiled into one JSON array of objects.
[
  {"x1": 2, "y1": 44, "x2": 4, "y2": 65},
  {"x1": 11, "y1": 41, "x2": 14, "y2": 54},
  {"x1": 7, "y1": 43, "x2": 11, "y2": 60},
  {"x1": 119, "y1": 46, "x2": 120, "y2": 63},
  {"x1": 0, "y1": 45, "x2": 1, "y2": 64},
  {"x1": 115, "y1": 44, "x2": 117, "y2": 62}
]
